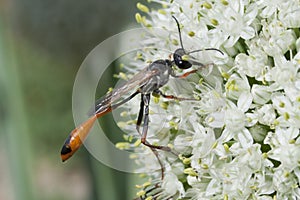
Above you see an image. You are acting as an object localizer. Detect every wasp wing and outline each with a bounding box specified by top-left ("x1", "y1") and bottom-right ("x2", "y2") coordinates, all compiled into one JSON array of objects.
[{"x1": 90, "y1": 67, "x2": 159, "y2": 116}]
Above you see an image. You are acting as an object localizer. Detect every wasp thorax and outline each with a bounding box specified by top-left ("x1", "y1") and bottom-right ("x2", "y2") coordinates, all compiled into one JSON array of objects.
[{"x1": 173, "y1": 48, "x2": 192, "y2": 69}]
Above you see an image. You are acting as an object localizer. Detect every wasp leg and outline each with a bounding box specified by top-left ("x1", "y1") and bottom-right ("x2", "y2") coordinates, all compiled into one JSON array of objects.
[
  {"x1": 136, "y1": 94, "x2": 165, "y2": 179},
  {"x1": 171, "y1": 69, "x2": 198, "y2": 78},
  {"x1": 140, "y1": 94, "x2": 171, "y2": 152},
  {"x1": 136, "y1": 94, "x2": 144, "y2": 133},
  {"x1": 154, "y1": 89, "x2": 197, "y2": 101},
  {"x1": 171, "y1": 63, "x2": 212, "y2": 78}
]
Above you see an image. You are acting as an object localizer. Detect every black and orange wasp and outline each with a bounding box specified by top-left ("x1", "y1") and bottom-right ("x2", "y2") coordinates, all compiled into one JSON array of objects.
[{"x1": 60, "y1": 16, "x2": 223, "y2": 179}]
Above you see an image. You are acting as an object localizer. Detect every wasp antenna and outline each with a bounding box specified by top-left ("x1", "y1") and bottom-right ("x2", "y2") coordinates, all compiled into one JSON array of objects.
[
  {"x1": 172, "y1": 16, "x2": 185, "y2": 52},
  {"x1": 188, "y1": 48, "x2": 224, "y2": 55}
]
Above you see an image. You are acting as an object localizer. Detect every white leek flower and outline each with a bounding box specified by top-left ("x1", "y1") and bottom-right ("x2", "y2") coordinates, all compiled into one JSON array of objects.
[{"x1": 117, "y1": 0, "x2": 300, "y2": 199}]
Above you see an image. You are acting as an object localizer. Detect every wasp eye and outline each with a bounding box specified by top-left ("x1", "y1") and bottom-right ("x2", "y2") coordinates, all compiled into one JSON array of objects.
[{"x1": 173, "y1": 48, "x2": 192, "y2": 69}]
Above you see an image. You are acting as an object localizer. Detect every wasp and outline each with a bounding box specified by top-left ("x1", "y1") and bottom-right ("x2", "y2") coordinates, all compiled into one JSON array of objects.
[{"x1": 60, "y1": 16, "x2": 223, "y2": 174}]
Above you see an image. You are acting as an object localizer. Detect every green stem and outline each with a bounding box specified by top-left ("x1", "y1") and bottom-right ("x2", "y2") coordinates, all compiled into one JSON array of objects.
[{"x1": 0, "y1": 19, "x2": 37, "y2": 200}]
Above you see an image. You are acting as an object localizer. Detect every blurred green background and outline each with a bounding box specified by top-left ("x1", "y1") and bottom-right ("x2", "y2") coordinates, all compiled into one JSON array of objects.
[{"x1": 0, "y1": 0, "x2": 142, "y2": 199}]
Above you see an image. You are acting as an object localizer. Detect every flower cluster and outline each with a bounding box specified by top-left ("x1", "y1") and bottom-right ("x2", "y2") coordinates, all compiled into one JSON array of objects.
[{"x1": 117, "y1": 0, "x2": 300, "y2": 199}]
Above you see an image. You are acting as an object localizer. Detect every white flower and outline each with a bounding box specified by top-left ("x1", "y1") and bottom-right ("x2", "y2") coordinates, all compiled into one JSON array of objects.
[
  {"x1": 200, "y1": 0, "x2": 258, "y2": 47},
  {"x1": 224, "y1": 104, "x2": 246, "y2": 133},
  {"x1": 205, "y1": 111, "x2": 224, "y2": 128},
  {"x1": 125, "y1": 0, "x2": 300, "y2": 199},
  {"x1": 161, "y1": 172, "x2": 185, "y2": 198},
  {"x1": 272, "y1": 168, "x2": 300, "y2": 198},
  {"x1": 225, "y1": 73, "x2": 250, "y2": 100},
  {"x1": 256, "y1": 0, "x2": 286, "y2": 18},
  {"x1": 271, "y1": 93, "x2": 300, "y2": 128},
  {"x1": 269, "y1": 56, "x2": 298, "y2": 86},
  {"x1": 265, "y1": 127, "x2": 300, "y2": 171},
  {"x1": 235, "y1": 49, "x2": 268, "y2": 79},
  {"x1": 251, "y1": 84, "x2": 272, "y2": 105},
  {"x1": 259, "y1": 20, "x2": 296, "y2": 56},
  {"x1": 278, "y1": 0, "x2": 300, "y2": 28},
  {"x1": 255, "y1": 104, "x2": 276, "y2": 126},
  {"x1": 195, "y1": 81, "x2": 226, "y2": 115}
]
